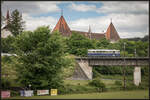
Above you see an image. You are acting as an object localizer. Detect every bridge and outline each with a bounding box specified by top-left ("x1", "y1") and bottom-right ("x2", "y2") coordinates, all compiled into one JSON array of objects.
[
  {"x1": 72, "y1": 57, "x2": 149, "y2": 86},
  {"x1": 2, "y1": 53, "x2": 149, "y2": 86},
  {"x1": 75, "y1": 57, "x2": 149, "y2": 66}
]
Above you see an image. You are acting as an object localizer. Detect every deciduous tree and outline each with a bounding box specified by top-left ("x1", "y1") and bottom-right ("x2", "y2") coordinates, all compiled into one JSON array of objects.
[{"x1": 13, "y1": 26, "x2": 69, "y2": 89}]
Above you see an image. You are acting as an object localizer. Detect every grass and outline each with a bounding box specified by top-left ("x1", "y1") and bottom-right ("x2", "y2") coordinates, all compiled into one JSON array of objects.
[
  {"x1": 64, "y1": 79, "x2": 116, "y2": 89},
  {"x1": 101, "y1": 74, "x2": 133, "y2": 81},
  {"x1": 6, "y1": 90, "x2": 149, "y2": 99},
  {"x1": 64, "y1": 80, "x2": 90, "y2": 86}
]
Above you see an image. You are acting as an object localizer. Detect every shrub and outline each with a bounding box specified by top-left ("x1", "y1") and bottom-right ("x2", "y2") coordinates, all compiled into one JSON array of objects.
[
  {"x1": 125, "y1": 83, "x2": 138, "y2": 90},
  {"x1": 10, "y1": 90, "x2": 20, "y2": 97},
  {"x1": 115, "y1": 80, "x2": 122, "y2": 86},
  {"x1": 88, "y1": 78, "x2": 106, "y2": 92},
  {"x1": 1, "y1": 78, "x2": 11, "y2": 89}
]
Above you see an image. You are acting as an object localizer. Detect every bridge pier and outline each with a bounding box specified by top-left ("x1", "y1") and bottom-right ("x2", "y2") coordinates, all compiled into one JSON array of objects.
[
  {"x1": 72, "y1": 59, "x2": 93, "y2": 80},
  {"x1": 133, "y1": 67, "x2": 141, "y2": 86}
]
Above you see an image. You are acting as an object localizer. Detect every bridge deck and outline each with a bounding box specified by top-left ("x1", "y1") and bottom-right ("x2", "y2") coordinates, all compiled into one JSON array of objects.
[
  {"x1": 75, "y1": 57, "x2": 149, "y2": 60},
  {"x1": 75, "y1": 57, "x2": 149, "y2": 66}
]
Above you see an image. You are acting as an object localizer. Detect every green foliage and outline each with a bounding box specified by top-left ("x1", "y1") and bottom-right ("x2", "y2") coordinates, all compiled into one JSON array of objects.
[
  {"x1": 115, "y1": 80, "x2": 122, "y2": 86},
  {"x1": 1, "y1": 36, "x2": 15, "y2": 53},
  {"x1": 93, "y1": 66, "x2": 135, "y2": 76},
  {"x1": 7, "y1": 9, "x2": 25, "y2": 36},
  {"x1": 1, "y1": 78, "x2": 11, "y2": 89},
  {"x1": 96, "y1": 38, "x2": 110, "y2": 48},
  {"x1": 67, "y1": 32, "x2": 95, "y2": 56},
  {"x1": 92, "y1": 68, "x2": 102, "y2": 78},
  {"x1": 61, "y1": 54, "x2": 76, "y2": 78},
  {"x1": 10, "y1": 90, "x2": 20, "y2": 97},
  {"x1": 13, "y1": 26, "x2": 70, "y2": 89},
  {"x1": 88, "y1": 78, "x2": 106, "y2": 92},
  {"x1": 1, "y1": 56, "x2": 20, "y2": 89},
  {"x1": 135, "y1": 41, "x2": 148, "y2": 57}
]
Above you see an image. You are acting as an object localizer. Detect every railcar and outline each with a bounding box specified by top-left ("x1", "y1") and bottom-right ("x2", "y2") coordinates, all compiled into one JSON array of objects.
[{"x1": 88, "y1": 49, "x2": 120, "y2": 57}]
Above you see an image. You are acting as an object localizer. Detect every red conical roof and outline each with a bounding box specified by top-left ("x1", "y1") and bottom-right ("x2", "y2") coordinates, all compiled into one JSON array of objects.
[
  {"x1": 53, "y1": 15, "x2": 71, "y2": 36},
  {"x1": 105, "y1": 22, "x2": 120, "y2": 42}
]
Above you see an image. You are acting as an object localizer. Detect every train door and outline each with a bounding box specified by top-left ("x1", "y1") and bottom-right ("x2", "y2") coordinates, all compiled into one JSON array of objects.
[{"x1": 113, "y1": 51, "x2": 115, "y2": 56}]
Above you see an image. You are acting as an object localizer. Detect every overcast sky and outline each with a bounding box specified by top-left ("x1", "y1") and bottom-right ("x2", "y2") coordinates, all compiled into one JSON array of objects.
[{"x1": 2, "y1": 1, "x2": 149, "y2": 38}]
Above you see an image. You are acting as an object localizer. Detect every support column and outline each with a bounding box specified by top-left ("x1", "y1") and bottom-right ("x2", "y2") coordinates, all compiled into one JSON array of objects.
[{"x1": 133, "y1": 67, "x2": 141, "y2": 86}]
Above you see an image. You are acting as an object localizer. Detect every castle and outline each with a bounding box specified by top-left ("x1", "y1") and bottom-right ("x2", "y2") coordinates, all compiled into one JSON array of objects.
[{"x1": 52, "y1": 11, "x2": 120, "y2": 43}]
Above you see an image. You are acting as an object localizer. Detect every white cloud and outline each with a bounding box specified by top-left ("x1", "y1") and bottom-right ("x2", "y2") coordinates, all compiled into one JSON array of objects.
[
  {"x1": 2, "y1": 1, "x2": 61, "y2": 16},
  {"x1": 22, "y1": 13, "x2": 57, "y2": 31},
  {"x1": 97, "y1": 1, "x2": 149, "y2": 14},
  {"x1": 67, "y1": 1, "x2": 148, "y2": 15},
  {"x1": 35, "y1": 2, "x2": 60, "y2": 14},
  {"x1": 68, "y1": 3, "x2": 97, "y2": 12}
]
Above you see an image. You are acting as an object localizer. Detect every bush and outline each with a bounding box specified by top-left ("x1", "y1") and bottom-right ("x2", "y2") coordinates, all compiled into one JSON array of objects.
[
  {"x1": 1, "y1": 36, "x2": 15, "y2": 53},
  {"x1": 125, "y1": 83, "x2": 139, "y2": 90},
  {"x1": 1, "y1": 78, "x2": 11, "y2": 89},
  {"x1": 93, "y1": 69, "x2": 102, "y2": 78},
  {"x1": 115, "y1": 80, "x2": 122, "y2": 86},
  {"x1": 88, "y1": 78, "x2": 106, "y2": 92},
  {"x1": 10, "y1": 90, "x2": 20, "y2": 97}
]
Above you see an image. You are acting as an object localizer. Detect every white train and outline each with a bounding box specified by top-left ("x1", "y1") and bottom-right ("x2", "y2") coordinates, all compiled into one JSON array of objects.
[{"x1": 88, "y1": 49, "x2": 120, "y2": 57}]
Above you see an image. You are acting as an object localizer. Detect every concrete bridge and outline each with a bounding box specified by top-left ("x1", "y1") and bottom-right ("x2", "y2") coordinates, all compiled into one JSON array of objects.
[
  {"x1": 2, "y1": 53, "x2": 149, "y2": 86},
  {"x1": 72, "y1": 57, "x2": 149, "y2": 86},
  {"x1": 75, "y1": 57, "x2": 149, "y2": 66}
]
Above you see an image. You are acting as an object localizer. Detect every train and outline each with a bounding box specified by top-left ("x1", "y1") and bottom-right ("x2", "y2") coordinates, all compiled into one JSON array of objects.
[{"x1": 88, "y1": 49, "x2": 120, "y2": 57}]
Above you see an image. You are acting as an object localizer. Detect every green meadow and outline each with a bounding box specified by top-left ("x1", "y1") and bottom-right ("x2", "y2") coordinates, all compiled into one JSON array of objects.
[{"x1": 6, "y1": 90, "x2": 149, "y2": 99}]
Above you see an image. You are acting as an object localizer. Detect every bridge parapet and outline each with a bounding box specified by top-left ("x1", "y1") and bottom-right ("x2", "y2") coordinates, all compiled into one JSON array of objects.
[{"x1": 75, "y1": 57, "x2": 149, "y2": 66}]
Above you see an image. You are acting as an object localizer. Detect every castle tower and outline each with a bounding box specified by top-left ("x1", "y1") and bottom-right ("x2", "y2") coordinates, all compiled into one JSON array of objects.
[
  {"x1": 52, "y1": 9, "x2": 71, "y2": 36},
  {"x1": 105, "y1": 19, "x2": 120, "y2": 42}
]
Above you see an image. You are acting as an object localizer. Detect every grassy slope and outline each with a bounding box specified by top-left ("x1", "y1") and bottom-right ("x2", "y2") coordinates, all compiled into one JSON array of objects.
[
  {"x1": 7, "y1": 90, "x2": 149, "y2": 99},
  {"x1": 64, "y1": 79, "x2": 116, "y2": 89}
]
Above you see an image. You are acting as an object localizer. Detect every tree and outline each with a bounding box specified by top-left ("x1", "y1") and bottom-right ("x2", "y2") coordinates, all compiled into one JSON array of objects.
[
  {"x1": 1, "y1": 36, "x2": 15, "y2": 53},
  {"x1": 1, "y1": 56, "x2": 18, "y2": 89},
  {"x1": 67, "y1": 32, "x2": 95, "y2": 56},
  {"x1": 8, "y1": 9, "x2": 25, "y2": 36},
  {"x1": 13, "y1": 26, "x2": 70, "y2": 89},
  {"x1": 96, "y1": 38, "x2": 110, "y2": 48}
]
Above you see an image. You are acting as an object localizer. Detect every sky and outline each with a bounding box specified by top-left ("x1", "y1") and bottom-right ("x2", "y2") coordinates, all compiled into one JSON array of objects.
[{"x1": 2, "y1": 1, "x2": 149, "y2": 38}]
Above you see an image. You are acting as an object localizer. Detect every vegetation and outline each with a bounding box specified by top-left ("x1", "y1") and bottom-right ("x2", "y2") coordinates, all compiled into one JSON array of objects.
[
  {"x1": 7, "y1": 90, "x2": 149, "y2": 99},
  {"x1": 127, "y1": 35, "x2": 149, "y2": 42},
  {"x1": 1, "y1": 25, "x2": 149, "y2": 97},
  {"x1": 66, "y1": 32, "x2": 95, "y2": 56},
  {"x1": 12, "y1": 26, "x2": 71, "y2": 89},
  {"x1": 7, "y1": 9, "x2": 25, "y2": 36},
  {"x1": 88, "y1": 78, "x2": 106, "y2": 92},
  {"x1": 1, "y1": 56, "x2": 19, "y2": 89},
  {"x1": 1, "y1": 36, "x2": 15, "y2": 53}
]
